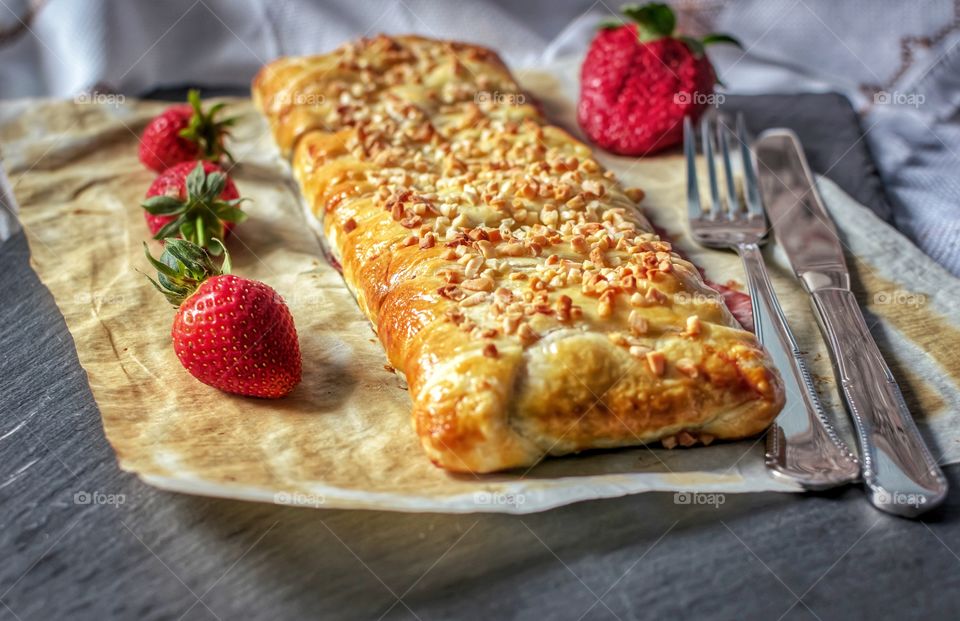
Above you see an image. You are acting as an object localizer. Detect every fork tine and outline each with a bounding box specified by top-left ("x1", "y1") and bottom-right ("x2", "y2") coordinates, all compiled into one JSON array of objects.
[
  {"x1": 717, "y1": 117, "x2": 742, "y2": 218},
  {"x1": 683, "y1": 116, "x2": 702, "y2": 220},
  {"x1": 700, "y1": 115, "x2": 721, "y2": 219},
  {"x1": 737, "y1": 113, "x2": 764, "y2": 216}
]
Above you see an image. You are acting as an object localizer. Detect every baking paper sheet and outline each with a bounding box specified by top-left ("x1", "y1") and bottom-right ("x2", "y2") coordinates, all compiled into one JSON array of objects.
[{"x1": 2, "y1": 66, "x2": 958, "y2": 513}]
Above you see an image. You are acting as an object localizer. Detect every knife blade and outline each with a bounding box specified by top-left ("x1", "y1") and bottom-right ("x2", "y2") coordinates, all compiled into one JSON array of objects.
[{"x1": 755, "y1": 128, "x2": 947, "y2": 517}]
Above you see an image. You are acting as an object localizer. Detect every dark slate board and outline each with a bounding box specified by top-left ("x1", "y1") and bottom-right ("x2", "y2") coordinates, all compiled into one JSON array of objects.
[{"x1": 0, "y1": 93, "x2": 954, "y2": 621}]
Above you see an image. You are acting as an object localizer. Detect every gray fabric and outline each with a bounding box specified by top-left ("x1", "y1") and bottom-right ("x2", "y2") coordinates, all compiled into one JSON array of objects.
[{"x1": 868, "y1": 103, "x2": 960, "y2": 275}]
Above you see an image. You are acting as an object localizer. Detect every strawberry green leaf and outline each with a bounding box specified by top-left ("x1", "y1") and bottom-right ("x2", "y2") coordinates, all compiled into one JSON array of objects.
[
  {"x1": 142, "y1": 196, "x2": 185, "y2": 215},
  {"x1": 143, "y1": 242, "x2": 180, "y2": 279},
  {"x1": 163, "y1": 237, "x2": 204, "y2": 266},
  {"x1": 187, "y1": 88, "x2": 203, "y2": 114},
  {"x1": 679, "y1": 35, "x2": 705, "y2": 57},
  {"x1": 176, "y1": 89, "x2": 234, "y2": 163},
  {"x1": 205, "y1": 171, "x2": 227, "y2": 197},
  {"x1": 185, "y1": 162, "x2": 206, "y2": 198},
  {"x1": 179, "y1": 219, "x2": 197, "y2": 245},
  {"x1": 212, "y1": 239, "x2": 231, "y2": 274},
  {"x1": 702, "y1": 33, "x2": 743, "y2": 48},
  {"x1": 216, "y1": 207, "x2": 248, "y2": 223},
  {"x1": 622, "y1": 3, "x2": 675, "y2": 41},
  {"x1": 207, "y1": 102, "x2": 227, "y2": 116},
  {"x1": 145, "y1": 162, "x2": 247, "y2": 252},
  {"x1": 154, "y1": 214, "x2": 187, "y2": 240},
  {"x1": 143, "y1": 238, "x2": 226, "y2": 307}
]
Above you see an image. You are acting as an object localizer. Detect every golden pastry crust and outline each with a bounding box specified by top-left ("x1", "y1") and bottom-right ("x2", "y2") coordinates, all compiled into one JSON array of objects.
[{"x1": 252, "y1": 34, "x2": 784, "y2": 473}]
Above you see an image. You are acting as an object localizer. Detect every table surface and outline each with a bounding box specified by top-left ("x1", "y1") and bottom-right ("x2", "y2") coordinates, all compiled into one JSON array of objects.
[{"x1": 2, "y1": 93, "x2": 957, "y2": 621}]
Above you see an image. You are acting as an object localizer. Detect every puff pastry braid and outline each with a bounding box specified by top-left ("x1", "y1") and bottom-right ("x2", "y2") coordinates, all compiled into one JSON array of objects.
[{"x1": 253, "y1": 35, "x2": 784, "y2": 473}]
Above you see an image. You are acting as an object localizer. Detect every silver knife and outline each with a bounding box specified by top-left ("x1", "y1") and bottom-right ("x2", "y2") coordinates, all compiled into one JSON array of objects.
[{"x1": 755, "y1": 129, "x2": 947, "y2": 517}]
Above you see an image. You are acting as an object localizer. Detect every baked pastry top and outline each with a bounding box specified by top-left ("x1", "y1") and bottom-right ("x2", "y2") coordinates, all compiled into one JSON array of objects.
[{"x1": 252, "y1": 34, "x2": 784, "y2": 473}]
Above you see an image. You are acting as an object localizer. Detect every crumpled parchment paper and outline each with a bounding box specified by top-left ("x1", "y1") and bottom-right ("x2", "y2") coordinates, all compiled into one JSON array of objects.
[{"x1": 2, "y1": 66, "x2": 958, "y2": 514}]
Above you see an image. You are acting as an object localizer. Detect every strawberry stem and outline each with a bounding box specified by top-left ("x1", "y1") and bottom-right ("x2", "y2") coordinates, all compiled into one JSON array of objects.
[
  {"x1": 177, "y1": 89, "x2": 236, "y2": 164},
  {"x1": 143, "y1": 238, "x2": 230, "y2": 307},
  {"x1": 604, "y1": 3, "x2": 742, "y2": 53},
  {"x1": 141, "y1": 162, "x2": 249, "y2": 255},
  {"x1": 622, "y1": 3, "x2": 675, "y2": 41}
]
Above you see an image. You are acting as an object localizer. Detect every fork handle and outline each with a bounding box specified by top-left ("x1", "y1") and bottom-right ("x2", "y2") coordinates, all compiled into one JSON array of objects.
[
  {"x1": 737, "y1": 243, "x2": 860, "y2": 490},
  {"x1": 810, "y1": 287, "x2": 947, "y2": 516}
]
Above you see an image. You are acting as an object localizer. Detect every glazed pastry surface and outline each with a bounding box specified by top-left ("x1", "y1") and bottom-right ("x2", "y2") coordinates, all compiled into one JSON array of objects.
[{"x1": 252, "y1": 34, "x2": 784, "y2": 473}]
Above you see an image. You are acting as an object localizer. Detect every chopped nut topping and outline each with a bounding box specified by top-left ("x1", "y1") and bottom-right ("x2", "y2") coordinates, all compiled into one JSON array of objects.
[
  {"x1": 676, "y1": 358, "x2": 699, "y2": 378},
  {"x1": 493, "y1": 287, "x2": 513, "y2": 303},
  {"x1": 607, "y1": 332, "x2": 629, "y2": 347},
  {"x1": 646, "y1": 351, "x2": 666, "y2": 376},
  {"x1": 475, "y1": 240, "x2": 495, "y2": 258},
  {"x1": 438, "y1": 285, "x2": 465, "y2": 301},
  {"x1": 517, "y1": 323, "x2": 539, "y2": 345},
  {"x1": 462, "y1": 275, "x2": 494, "y2": 292},
  {"x1": 625, "y1": 187, "x2": 646, "y2": 203},
  {"x1": 400, "y1": 214, "x2": 423, "y2": 229},
  {"x1": 556, "y1": 295, "x2": 573, "y2": 322},
  {"x1": 502, "y1": 314, "x2": 521, "y2": 335},
  {"x1": 645, "y1": 288, "x2": 667, "y2": 305},
  {"x1": 589, "y1": 247, "x2": 607, "y2": 268},
  {"x1": 300, "y1": 44, "x2": 718, "y2": 355},
  {"x1": 500, "y1": 242, "x2": 526, "y2": 257},
  {"x1": 459, "y1": 292, "x2": 488, "y2": 307},
  {"x1": 628, "y1": 310, "x2": 648, "y2": 336},
  {"x1": 483, "y1": 343, "x2": 499, "y2": 358},
  {"x1": 464, "y1": 256, "x2": 484, "y2": 278},
  {"x1": 419, "y1": 232, "x2": 436, "y2": 249},
  {"x1": 566, "y1": 194, "x2": 586, "y2": 210},
  {"x1": 597, "y1": 290, "x2": 615, "y2": 318}
]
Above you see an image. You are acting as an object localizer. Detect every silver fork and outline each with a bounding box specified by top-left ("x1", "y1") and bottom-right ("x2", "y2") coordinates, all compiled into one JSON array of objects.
[{"x1": 684, "y1": 114, "x2": 860, "y2": 490}]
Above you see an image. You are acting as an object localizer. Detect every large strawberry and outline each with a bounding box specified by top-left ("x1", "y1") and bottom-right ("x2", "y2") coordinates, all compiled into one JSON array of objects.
[
  {"x1": 144, "y1": 239, "x2": 302, "y2": 398},
  {"x1": 139, "y1": 89, "x2": 235, "y2": 173},
  {"x1": 578, "y1": 3, "x2": 740, "y2": 156},
  {"x1": 142, "y1": 160, "x2": 247, "y2": 254}
]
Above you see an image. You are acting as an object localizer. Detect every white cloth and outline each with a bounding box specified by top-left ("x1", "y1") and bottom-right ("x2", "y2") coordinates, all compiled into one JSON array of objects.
[{"x1": 1, "y1": 0, "x2": 958, "y2": 274}]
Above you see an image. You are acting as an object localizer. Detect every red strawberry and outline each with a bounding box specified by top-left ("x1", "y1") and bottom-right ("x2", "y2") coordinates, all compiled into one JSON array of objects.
[
  {"x1": 578, "y1": 3, "x2": 740, "y2": 156},
  {"x1": 144, "y1": 239, "x2": 302, "y2": 398},
  {"x1": 139, "y1": 89, "x2": 235, "y2": 172},
  {"x1": 142, "y1": 161, "x2": 247, "y2": 254}
]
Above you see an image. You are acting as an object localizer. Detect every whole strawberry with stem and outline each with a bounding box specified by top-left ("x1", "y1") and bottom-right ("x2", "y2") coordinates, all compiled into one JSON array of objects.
[
  {"x1": 578, "y1": 3, "x2": 741, "y2": 156},
  {"x1": 144, "y1": 238, "x2": 302, "y2": 399},
  {"x1": 142, "y1": 160, "x2": 247, "y2": 254},
  {"x1": 139, "y1": 89, "x2": 235, "y2": 173}
]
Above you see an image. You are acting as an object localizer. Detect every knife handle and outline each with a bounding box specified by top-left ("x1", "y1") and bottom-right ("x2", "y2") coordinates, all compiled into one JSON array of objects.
[{"x1": 811, "y1": 287, "x2": 947, "y2": 516}]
